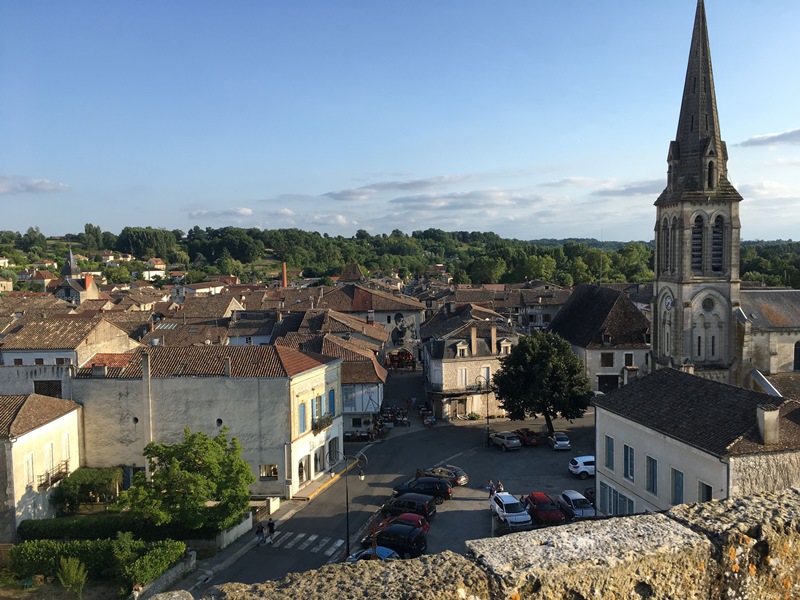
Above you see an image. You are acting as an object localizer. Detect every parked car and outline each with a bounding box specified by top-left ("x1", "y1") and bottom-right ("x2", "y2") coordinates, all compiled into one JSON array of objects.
[
  {"x1": 568, "y1": 455, "x2": 596, "y2": 479},
  {"x1": 393, "y1": 476, "x2": 452, "y2": 504},
  {"x1": 345, "y1": 546, "x2": 400, "y2": 563},
  {"x1": 557, "y1": 489, "x2": 596, "y2": 520},
  {"x1": 523, "y1": 491, "x2": 567, "y2": 526},
  {"x1": 417, "y1": 464, "x2": 469, "y2": 487},
  {"x1": 584, "y1": 485, "x2": 596, "y2": 506},
  {"x1": 548, "y1": 431, "x2": 571, "y2": 451},
  {"x1": 490, "y1": 491, "x2": 532, "y2": 527},
  {"x1": 359, "y1": 523, "x2": 427, "y2": 559},
  {"x1": 380, "y1": 493, "x2": 437, "y2": 522},
  {"x1": 513, "y1": 428, "x2": 543, "y2": 447},
  {"x1": 378, "y1": 512, "x2": 430, "y2": 534},
  {"x1": 489, "y1": 431, "x2": 522, "y2": 451}
]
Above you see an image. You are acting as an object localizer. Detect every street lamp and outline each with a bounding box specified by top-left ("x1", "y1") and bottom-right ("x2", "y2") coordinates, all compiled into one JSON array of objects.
[
  {"x1": 476, "y1": 375, "x2": 490, "y2": 448},
  {"x1": 326, "y1": 449, "x2": 368, "y2": 557}
]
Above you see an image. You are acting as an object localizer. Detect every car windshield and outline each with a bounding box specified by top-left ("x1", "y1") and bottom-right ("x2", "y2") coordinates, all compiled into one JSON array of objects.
[
  {"x1": 504, "y1": 501, "x2": 526, "y2": 514},
  {"x1": 555, "y1": 433, "x2": 568, "y2": 441},
  {"x1": 573, "y1": 497, "x2": 593, "y2": 509}
]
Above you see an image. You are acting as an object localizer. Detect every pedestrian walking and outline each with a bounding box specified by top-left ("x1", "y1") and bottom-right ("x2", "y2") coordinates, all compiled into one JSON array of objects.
[
  {"x1": 488, "y1": 479, "x2": 496, "y2": 497},
  {"x1": 267, "y1": 518, "x2": 276, "y2": 543},
  {"x1": 496, "y1": 480, "x2": 504, "y2": 493},
  {"x1": 255, "y1": 522, "x2": 266, "y2": 546}
]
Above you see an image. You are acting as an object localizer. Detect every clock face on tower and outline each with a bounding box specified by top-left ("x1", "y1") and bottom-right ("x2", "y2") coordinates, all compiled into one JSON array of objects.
[{"x1": 665, "y1": 295, "x2": 673, "y2": 311}]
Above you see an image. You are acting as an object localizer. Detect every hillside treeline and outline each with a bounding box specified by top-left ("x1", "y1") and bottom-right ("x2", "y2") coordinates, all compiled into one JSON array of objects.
[{"x1": 0, "y1": 225, "x2": 798, "y2": 289}]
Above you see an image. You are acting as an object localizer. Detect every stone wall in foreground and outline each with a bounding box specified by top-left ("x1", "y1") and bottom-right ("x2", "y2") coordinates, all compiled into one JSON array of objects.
[{"x1": 166, "y1": 487, "x2": 800, "y2": 600}]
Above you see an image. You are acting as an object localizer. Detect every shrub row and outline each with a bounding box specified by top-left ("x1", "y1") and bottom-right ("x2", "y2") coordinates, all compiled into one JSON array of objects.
[
  {"x1": 17, "y1": 512, "x2": 217, "y2": 542},
  {"x1": 9, "y1": 535, "x2": 186, "y2": 590}
]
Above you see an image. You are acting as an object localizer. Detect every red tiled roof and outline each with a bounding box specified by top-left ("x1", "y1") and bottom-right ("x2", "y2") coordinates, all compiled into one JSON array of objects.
[{"x1": 0, "y1": 394, "x2": 80, "y2": 437}]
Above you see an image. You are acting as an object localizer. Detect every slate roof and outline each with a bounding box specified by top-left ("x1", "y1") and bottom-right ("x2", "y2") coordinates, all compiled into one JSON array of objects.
[
  {"x1": 740, "y1": 289, "x2": 800, "y2": 331},
  {"x1": 0, "y1": 394, "x2": 80, "y2": 438},
  {"x1": 141, "y1": 322, "x2": 228, "y2": 346},
  {"x1": 289, "y1": 284, "x2": 423, "y2": 313},
  {"x1": 227, "y1": 317, "x2": 275, "y2": 338},
  {"x1": 0, "y1": 315, "x2": 128, "y2": 350},
  {"x1": 0, "y1": 295, "x2": 75, "y2": 319},
  {"x1": 592, "y1": 368, "x2": 800, "y2": 457},
  {"x1": 177, "y1": 296, "x2": 243, "y2": 319},
  {"x1": 76, "y1": 345, "x2": 337, "y2": 379},
  {"x1": 275, "y1": 333, "x2": 387, "y2": 385},
  {"x1": 339, "y1": 263, "x2": 364, "y2": 282},
  {"x1": 420, "y1": 304, "x2": 507, "y2": 341},
  {"x1": 547, "y1": 284, "x2": 650, "y2": 349},
  {"x1": 297, "y1": 309, "x2": 390, "y2": 343}
]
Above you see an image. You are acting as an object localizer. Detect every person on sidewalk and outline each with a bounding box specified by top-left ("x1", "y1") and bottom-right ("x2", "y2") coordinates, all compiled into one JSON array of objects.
[
  {"x1": 267, "y1": 518, "x2": 276, "y2": 543},
  {"x1": 255, "y1": 522, "x2": 266, "y2": 546},
  {"x1": 488, "y1": 479, "x2": 496, "y2": 498},
  {"x1": 496, "y1": 480, "x2": 504, "y2": 493}
]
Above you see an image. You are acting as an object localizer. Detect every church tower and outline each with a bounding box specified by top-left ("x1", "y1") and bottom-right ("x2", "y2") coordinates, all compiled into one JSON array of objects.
[{"x1": 652, "y1": 0, "x2": 742, "y2": 383}]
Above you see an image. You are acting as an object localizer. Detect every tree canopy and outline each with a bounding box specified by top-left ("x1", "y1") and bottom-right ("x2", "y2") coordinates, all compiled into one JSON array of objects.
[
  {"x1": 119, "y1": 427, "x2": 255, "y2": 531},
  {"x1": 492, "y1": 331, "x2": 590, "y2": 435}
]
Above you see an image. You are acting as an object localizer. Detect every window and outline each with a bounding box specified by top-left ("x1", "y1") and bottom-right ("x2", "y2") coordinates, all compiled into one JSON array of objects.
[
  {"x1": 624, "y1": 353, "x2": 634, "y2": 367},
  {"x1": 599, "y1": 482, "x2": 634, "y2": 516},
  {"x1": 245, "y1": 336, "x2": 253, "y2": 345},
  {"x1": 259, "y1": 464, "x2": 279, "y2": 480},
  {"x1": 328, "y1": 389, "x2": 336, "y2": 417},
  {"x1": 646, "y1": 456, "x2": 658, "y2": 495},
  {"x1": 343, "y1": 388, "x2": 355, "y2": 410},
  {"x1": 692, "y1": 216, "x2": 704, "y2": 272},
  {"x1": 387, "y1": 315, "x2": 392, "y2": 324},
  {"x1": 711, "y1": 216, "x2": 723, "y2": 272},
  {"x1": 604, "y1": 435, "x2": 615, "y2": 470},
  {"x1": 311, "y1": 398, "x2": 317, "y2": 421},
  {"x1": 352, "y1": 417, "x2": 362, "y2": 428},
  {"x1": 543, "y1": 314, "x2": 551, "y2": 324},
  {"x1": 795, "y1": 342, "x2": 800, "y2": 371},
  {"x1": 35, "y1": 358, "x2": 44, "y2": 365},
  {"x1": 698, "y1": 481, "x2": 713, "y2": 502},
  {"x1": 298, "y1": 403, "x2": 307, "y2": 434},
  {"x1": 44, "y1": 441, "x2": 54, "y2": 475},
  {"x1": 671, "y1": 468, "x2": 684, "y2": 505},
  {"x1": 623, "y1": 445, "x2": 634, "y2": 481},
  {"x1": 13, "y1": 358, "x2": 22, "y2": 366},
  {"x1": 601, "y1": 353, "x2": 614, "y2": 368},
  {"x1": 458, "y1": 347, "x2": 466, "y2": 358},
  {"x1": 315, "y1": 395, "x2": 323, "y2": 419},
  {"x1": 458, "y1": 368, "x2": 467, "y2": 389},
  {"x1": 24, "y1": 453, "x2": 34, "y2": 486},
  {"x1": 62, "y1": 432, "x2": 71, "y2": 462}
]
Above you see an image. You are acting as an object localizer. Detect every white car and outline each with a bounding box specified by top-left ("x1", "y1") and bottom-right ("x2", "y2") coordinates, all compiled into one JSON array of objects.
[
  {"x1": 569, "y1": 455, "x2": 596, "y2": 480},
  {"x1": 490, "y1": 492, "x2": 532, "y2": 526}
]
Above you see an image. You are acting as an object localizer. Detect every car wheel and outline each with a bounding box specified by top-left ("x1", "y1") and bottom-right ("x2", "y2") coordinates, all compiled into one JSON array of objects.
[
  {"x1": 435, "y1": 495, "x2": 444, "y2": 505},
  {"x1": 402, "y1": 551, "x2": 412, "y2": 559},
  {"x1": 501, "y1": 444, "x2": 507, "y2": 452},
  {"x1": 580, "y1": 471, "x2": 589, "y2": 480}
]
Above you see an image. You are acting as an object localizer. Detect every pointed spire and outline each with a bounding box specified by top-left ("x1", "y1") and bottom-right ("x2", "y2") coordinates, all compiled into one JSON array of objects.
[
  {"x1": 657, "y1": 0, "x2": 741, "y2": 204},
  {"x1": 61, "y1": 245, "x2": 81, "y2": 280}
]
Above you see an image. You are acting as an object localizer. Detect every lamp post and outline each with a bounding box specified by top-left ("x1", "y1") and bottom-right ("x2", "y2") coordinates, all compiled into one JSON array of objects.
[
  {"x1": 327, "y1": 449, "x2": 367, "y2": 557},
  {"x1": 476, "y1": 375, "x2": 489, "y2": 448}
]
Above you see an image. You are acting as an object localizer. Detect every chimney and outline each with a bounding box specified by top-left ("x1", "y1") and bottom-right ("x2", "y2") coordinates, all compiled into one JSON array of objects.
[
  {"x1": 757, "y1": 404, "x2": 780, "y2": 445},
  {"x1": 282, "y1": 262, "x2": 288, "y2": 288},
  {"x1": 223, "y1": 356, "x2": 232, "y2": 377},
  {"x1": 491, "y1": 325, "x2": 497, "y2": 355},
  {"x1": 84, "y1": 273, "x2": 93, "y2": 288},
  {"x1": 680, "y1": 361, "x2": 695, "y2": 375},
  {"x1": 142, "y1": 351, "x2": 150, "y2": 380},
  {"x1": 471, "y1": 325, "x2": 478, "y2": 356}
]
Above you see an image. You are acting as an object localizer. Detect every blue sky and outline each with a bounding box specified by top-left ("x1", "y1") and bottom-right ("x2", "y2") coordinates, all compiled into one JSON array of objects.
[{"x1": 2, "y1": 1, "x2": 799, "y2": 242}]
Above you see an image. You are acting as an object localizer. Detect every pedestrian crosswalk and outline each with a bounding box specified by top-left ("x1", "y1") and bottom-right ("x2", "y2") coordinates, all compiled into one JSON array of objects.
[{"x1": 266, "y1": 531, "x2": 347, "y2": 557}]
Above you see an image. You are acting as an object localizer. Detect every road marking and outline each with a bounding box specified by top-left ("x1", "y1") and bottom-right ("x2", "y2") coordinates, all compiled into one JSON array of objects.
[
  {"x1": 271, "y1": 532, "x2": 291, "y2": 548},
  {"x1": 324, "y1": 538, "x2": 344, "y2": 556},
  {"x1": 298, "y1": 534, "x2": 318, "y2": 550},
  {"x1": 310, "y1": 536, "x2": 330, "y2": 553},
  {"x1": 283, "y1": 532, "x2": 305, "y2": 548}
]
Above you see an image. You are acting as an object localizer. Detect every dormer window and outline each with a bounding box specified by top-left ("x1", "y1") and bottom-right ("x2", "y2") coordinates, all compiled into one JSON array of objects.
[{"x1": 602, "y1": 333, "x2": 612, "y2": 346}]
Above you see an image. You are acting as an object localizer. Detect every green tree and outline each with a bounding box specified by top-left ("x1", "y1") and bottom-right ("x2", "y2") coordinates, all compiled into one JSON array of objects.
[
  {"x1": 492, "y1": 331, "x2": 590, "y2": 435},
  {"x1": 57, "y1": 556, "x2": 88, "y2": 600},
  {"x1": 119, "y1": 427, "x2": 254, "y2": 530}
]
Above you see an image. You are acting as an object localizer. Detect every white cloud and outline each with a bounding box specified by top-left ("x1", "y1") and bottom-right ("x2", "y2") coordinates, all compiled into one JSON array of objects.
[
  {"x1": 323, "y1": 174, "x2": 471, "y2": 201},
  {"x1": 540, "y1": 176, "x2": 612, "y2": 188},
  {"x1": 188, "y1": 207, "x2": 253, "y2": 219},
  {"x1": 591, "y1": 179, "x2": 664, "y2": 197},
  {"x1": 277, "y1": 208, "x2": 295, "y2": 217},
  {"x1": 765, "y1": 157, "x2": 800, "y2": 167},
  {"x1": 0, "y1": 176, "x2": 69, "y2": 195},
  {"x1": 737, "y1": 180, "x2": 790, "y2": 198},
  {"x1": 738, "y1": 129, "x2": 800, "y2": 147}
]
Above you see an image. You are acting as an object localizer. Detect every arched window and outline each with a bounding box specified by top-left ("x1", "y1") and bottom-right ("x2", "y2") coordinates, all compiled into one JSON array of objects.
[
  {"x1": 711, "y1": 216, "x2": 724, "y2": 272},
  {"x1": 691, "y1": 216, "x2": 704, "y2": 272},
  {"x1": 794, "y1": 342, "x2": 800, "y2": 371},
  {"x1": 661, "y1": 218, "x2": 670, "y2": 273},
  {"x1": 671, "y1": 217, "x2": 678, "y2": 273},
  {"x1": 707, "y1": 161, "x2": 716, "y2": 190}
]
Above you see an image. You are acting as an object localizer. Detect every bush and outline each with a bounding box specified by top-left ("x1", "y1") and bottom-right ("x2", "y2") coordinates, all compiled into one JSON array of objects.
[
  {"x1": 117, "y1": 540, "x2": 186, "y2": 589},
  {"x1": 50, "y1": 467, "x2": 123, "y2": 516},
  {"x1": 57, "y1": 556, "x2": 88, "y2": 600},
  {"x1": 467, "y1": 412, "x2": 481, "y2": 420},
  {"x1": 8, "y1": 540, "x2": 114, "y2": 579}
]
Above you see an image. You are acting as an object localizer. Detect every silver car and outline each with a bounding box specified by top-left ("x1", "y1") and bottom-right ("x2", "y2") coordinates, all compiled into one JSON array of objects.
[
  {"x1": 489, "y1": 431, "x2": 522, "y2": 451},
  {"x1": 548, "y1": 431, "x2": 571, "y2": 451}
]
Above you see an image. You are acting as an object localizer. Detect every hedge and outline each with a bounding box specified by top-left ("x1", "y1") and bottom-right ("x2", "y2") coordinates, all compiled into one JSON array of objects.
[
  {"x1": 9, "y1": 536, "x2": 186, "y2": 589},
  {"x1": 17, "y1": 512, "x2": 217, "y2": 542}
]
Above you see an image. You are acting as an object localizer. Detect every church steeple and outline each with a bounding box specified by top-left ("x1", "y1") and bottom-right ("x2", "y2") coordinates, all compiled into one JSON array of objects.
[
  {"x1": 651, "y1": 0, "x2": 742, "y2": 383},
  {"x1": 61, "y1": 245, "x2": 81, "y2": 280}
]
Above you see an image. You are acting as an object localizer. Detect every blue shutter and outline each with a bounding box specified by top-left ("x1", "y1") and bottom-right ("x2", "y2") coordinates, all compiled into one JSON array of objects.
[
  {"x1": 328, "y1": 390, "x2": 336, "y2": 417},
  {"x1": 299, "y1": 403, "x2": 306, "y2": 433}
]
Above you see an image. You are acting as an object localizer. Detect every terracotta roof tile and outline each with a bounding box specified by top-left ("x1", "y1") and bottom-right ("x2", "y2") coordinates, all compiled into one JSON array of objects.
[{"x1": 0, "y1": 394, "x2": 80, "y2": 437}]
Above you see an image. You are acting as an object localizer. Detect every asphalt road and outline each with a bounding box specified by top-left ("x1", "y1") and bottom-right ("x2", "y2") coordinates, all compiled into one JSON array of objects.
[{"x1": 207, "y1": 371, "x2": 596, "y2": 589}]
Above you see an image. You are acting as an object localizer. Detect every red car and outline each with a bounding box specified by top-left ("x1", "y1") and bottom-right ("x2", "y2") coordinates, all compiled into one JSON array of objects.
[
  {"x1": 523, "y1": 492, "x2": 567, "y2": 526},
  {"x1": 513, "y1": 428, "x2": 543, "y2": 447},
  {"x1": 378, "y1": 512, "x2": 430, "y2": 534}
]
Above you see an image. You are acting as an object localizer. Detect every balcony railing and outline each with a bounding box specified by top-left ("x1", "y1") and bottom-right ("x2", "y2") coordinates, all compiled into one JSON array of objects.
[{"x1": 37, "y1": 460, "x2": 70, "y2": 489}]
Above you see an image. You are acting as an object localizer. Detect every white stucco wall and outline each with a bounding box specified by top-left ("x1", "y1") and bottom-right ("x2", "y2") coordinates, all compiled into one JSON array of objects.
[
  {"x1": 582, "y1": 348, "x2": 650, "y2": 392},
  {"x1": 748, "y1": 330, "x2": 800, "y2": 374},
  {"x1": 0, "y1": 365, "x2": 74, "y2": 397},
  {"x1": 595, "y1": 408, "x2": 727, "y2": 513}
]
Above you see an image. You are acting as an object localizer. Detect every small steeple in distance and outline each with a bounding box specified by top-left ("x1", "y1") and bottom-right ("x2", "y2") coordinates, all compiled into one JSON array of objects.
[{"x1": 61, "y1": 245, "x2": 82, "y2": 280}]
